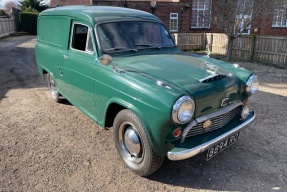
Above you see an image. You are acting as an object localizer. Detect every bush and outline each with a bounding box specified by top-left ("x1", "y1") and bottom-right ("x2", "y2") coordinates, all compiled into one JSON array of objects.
[
  {"x1": 0, "y1": 9, "x2": 5, "y2": 16},
  {"x1": 21, "y1": 6, "x2": 39, "y2": 13},
  {"x1": 0, "y1": 9, "x2": 10, "y2": 17},
  {"x1": 20, "y1": 0, "x2": 47, "y2": 13},
  {"x1": 19, "y1": 12, "x2": 39, "y2": 35}
]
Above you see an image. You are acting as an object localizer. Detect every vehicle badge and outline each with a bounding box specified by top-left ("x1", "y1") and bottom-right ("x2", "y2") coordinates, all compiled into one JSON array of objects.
[
  {"x1": 221, "y1": 97, "x2": 229, "y2": 107},
  {"x1": 200, "y1": 62, "x2": 219, "y2": 75},
  {"x1": 206, "y1": 63, "x2": 218, "y2": 75},
  {"x1": 203, "y1": 120, "x2": 212, "y2": 129}
]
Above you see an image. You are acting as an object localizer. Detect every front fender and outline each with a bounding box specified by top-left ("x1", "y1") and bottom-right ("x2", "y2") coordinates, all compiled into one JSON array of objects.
[{"x1": 103, "y1": 97, "x2": 175, "y2": 156}]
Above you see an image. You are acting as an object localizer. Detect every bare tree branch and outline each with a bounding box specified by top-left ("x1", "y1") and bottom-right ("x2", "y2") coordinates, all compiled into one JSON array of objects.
[
  {"x1": 206, "y1": 0, "x2": 276, "y2": 60},
  {"x1": 4, "y1": 1, "x2": 17, "y2": 13}
]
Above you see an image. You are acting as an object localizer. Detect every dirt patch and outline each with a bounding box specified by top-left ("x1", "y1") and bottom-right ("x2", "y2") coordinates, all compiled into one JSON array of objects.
[{"x1": 0, "y1": 36, "x2": 286, "y2": 191}]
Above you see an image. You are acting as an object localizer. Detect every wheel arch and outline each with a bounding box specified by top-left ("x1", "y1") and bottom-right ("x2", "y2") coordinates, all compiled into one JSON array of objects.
[
  {"x1": 42, "y1": 69, "x2": 48, "y2": 80},
  {"x1": 104, "y1": 102, "x2": 126, "y2": 128},
  {"x1": 104, "y1": 99, "x2": 149, "y2": 129},
  {"x1": 104, "y1": 99, "x2": 156, "y2": 150}
]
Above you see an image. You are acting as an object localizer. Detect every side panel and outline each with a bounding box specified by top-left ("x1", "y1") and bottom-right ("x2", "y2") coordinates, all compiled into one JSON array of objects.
[
  {"x1": 36, "y1": 16, "x2": 71, "y2": 92},
  {"x1": 61, "y1": 20, "x2": 97, "y2": 116}
]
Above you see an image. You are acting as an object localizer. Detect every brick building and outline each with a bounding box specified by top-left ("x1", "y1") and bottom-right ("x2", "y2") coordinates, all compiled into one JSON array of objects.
[{"x1": 50, "y1": 0, "x2": 287, "y2": 36}]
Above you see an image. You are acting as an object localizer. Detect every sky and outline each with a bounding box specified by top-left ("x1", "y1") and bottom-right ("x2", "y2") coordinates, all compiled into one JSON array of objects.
[{"x1": 0, "y1": 0, "x2": 50, "y2": 9}]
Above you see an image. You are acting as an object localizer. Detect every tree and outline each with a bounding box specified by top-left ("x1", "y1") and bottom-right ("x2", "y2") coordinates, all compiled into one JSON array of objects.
[
  {"x1": 207, "y1": 0, "x2": 275, "y2": 61},
  {"x1": 4, "y1": 1, "x2": 17, "y2": 13},
  {"x1": 0, "y1": 9, "x2": 8, "y2": 17},
  {"x1": 20, "y1": 0, "x2": 47, "y2": 12}
]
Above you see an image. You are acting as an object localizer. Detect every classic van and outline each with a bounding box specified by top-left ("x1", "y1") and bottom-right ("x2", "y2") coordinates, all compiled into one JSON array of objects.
[{"x1": 36, "y1": 6, "x2": 258, "y2": 176}]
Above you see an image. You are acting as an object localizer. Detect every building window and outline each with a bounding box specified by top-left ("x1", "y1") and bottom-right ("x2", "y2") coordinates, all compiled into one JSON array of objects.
[
  {"x1": 235, "y1": 15, "x2": 252, "y2": 34},
  {"x1": 170, "y1": 13, "x2": 178, "y2": 32},
  {"x1": 273, "y1": 9, "x2": 287, "y2": 27},
  {"x1": 273, "y1": 1, "x2": 287, "y2": 27},
  {"x1": 191, "y1": 0, "x2": 212, "y2": 28},
  {"x1": 235, "y1": 0, "x2": 253, "y2": 35}
]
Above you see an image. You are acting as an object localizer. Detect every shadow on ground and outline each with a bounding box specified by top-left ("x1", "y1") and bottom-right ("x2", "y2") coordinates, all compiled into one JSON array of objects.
[
  {"x1": 0, "y1": 36, "x2": 286, "y2": 191},
  {"x1": 0, "y1": 36, "x2": 46, "y2": 101}
]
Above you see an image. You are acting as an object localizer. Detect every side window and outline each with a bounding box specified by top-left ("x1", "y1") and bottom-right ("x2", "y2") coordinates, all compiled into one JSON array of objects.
[
  {"x1": 71, "y1": 23, "x2": 94, "y2": 53},
  {"x1": 86, "y1": 32, "x2": 94, "y2": 53}
]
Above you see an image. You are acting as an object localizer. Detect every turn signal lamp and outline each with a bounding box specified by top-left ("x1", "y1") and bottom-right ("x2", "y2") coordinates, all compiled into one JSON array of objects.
[{"x1": 173, "y1": 128, "x2": 182, "y2": 138}]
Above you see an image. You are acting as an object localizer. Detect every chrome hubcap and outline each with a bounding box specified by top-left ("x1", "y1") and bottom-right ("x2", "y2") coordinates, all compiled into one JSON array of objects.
[
  {"x1": 119, "y1": 122, "x2": 143, "y2": 164},
  {"x1": 49, "y1": 75, "x2": 58, "y2": 98},
  {"x1": 124, "y1": 128, "x2": 141, "y2": 157}
]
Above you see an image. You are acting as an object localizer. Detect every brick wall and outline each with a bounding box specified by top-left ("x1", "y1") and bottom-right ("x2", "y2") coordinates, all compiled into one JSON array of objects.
[
  {"x1": 49, "y1": 0, "x2": 220, "y2": 34},
  {"x1": 92, "y1": 0, "x2": 193, "y2": 33},
  {"x1": 250, "y1": 1, "x2": 287, "y2": 36},
  {"x1": 255, "y1": 17, "x2": 287, "y2": 36},
  {"x1": 50, "y1": 0, "x2": 92, "y2": 7},
  {"x1": 50, "y1": 0, "x2": 287, "y2": 36}
]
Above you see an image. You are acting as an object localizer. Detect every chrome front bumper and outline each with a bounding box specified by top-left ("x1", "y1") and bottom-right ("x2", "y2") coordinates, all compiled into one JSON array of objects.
[{"x1": 167, "y1": 111, "x2": 255, "y2": 161}]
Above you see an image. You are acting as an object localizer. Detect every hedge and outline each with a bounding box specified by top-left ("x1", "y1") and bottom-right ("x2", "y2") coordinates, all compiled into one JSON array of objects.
[
  {"x1": 0, "y1": 9, "x2": 9, "y2": 17},
  {"x1": 19, "y1": 12, "x2": 39, "y2": 35}
]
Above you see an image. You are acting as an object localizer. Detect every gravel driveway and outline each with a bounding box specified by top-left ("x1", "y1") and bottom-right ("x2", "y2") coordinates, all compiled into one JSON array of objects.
[{"x1": 0, "y1": 36, "x2": 286, "y2": 192}]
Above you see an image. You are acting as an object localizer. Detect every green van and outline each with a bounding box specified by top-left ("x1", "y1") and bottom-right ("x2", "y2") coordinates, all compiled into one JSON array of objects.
[{"x1": 36, "y1": 6, "x2": 258, "y2": 176}]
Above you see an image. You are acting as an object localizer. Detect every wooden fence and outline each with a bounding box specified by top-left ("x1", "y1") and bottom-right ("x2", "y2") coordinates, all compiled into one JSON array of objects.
[
  {"x1": 206, "y1": 33, "x2": 228, "y2": 55},
  {"x1": 173, "y1": 33, "x2": 205, "y2": 51},
  {"x1": 254, "y1": 36, "x2": 287, "y2": 66},
  {"x1": 232, "y1": 35, "x2": 252, "y2": 60},
  {"x1": 0, "y1": 18, "x2": 15, "y2": 38},
  {"x1": 174, "y1": 33, "x2": 287, "y2": 67}
]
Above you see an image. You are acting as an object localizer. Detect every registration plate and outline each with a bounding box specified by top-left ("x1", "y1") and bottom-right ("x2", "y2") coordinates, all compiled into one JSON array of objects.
[{"x1": 206, "y1": 132, "x2": 240, "y2": 161}]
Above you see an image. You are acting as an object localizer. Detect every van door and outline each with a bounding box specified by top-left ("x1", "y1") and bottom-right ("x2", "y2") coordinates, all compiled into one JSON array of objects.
[{"x1": 63, "y1": 22, "x2": 97, "y2": 116}]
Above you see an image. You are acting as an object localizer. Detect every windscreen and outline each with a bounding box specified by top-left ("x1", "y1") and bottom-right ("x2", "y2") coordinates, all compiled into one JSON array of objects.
[{"x1": 97, "y1": 21, "x2": 175, "y2": 53}]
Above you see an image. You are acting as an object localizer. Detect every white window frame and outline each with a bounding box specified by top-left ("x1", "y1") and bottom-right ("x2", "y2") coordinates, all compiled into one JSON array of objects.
[
  {"x1": 70, "y1": 23, "x2": 94, "y2": 54},
  {"x1": 236, "y1": 15, "x2": 252, "y2": 35},
  {"x1": 170, "y1": 13, "x2": 178, "y2": 32},
  {"x1": 235, "y1": 0, "x2": 253, "y2": 35},
  {"x1": 273, "y1": 9, "x2": 287, "y2": 27},
  {"x1": 191, "y1": 0, "x2": 212, "y2": 29},
  {"x1": 272, "y1": 0, "x2": 287, "y2": 27}
]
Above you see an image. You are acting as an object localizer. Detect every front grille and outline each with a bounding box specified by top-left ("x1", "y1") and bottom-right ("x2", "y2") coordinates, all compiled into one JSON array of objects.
[{"x1": 186, "y1": 107, "x2": 240, "y2": 137}]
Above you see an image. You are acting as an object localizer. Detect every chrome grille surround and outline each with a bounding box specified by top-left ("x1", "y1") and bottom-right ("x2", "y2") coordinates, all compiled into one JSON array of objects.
[
  {"x1": 180, "y1": 102, "x2": 242, "y2": 144},
  {"x1": 186, "y1": 107, "x2": 240, "y2": 137}
]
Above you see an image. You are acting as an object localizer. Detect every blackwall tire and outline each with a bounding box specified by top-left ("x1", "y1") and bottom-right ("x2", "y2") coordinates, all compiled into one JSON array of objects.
[{"x1": 113, "y1": 109, "x2": 164, "y2": 176}]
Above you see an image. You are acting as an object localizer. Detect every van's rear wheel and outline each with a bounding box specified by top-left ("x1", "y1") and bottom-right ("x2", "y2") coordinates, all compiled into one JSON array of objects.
[
  {"x1": 113, "y1": 109, "x2": 164, "y2": 176},
  {"x1": 47, "y1": 73, "x2": 61, "y2": 103}
]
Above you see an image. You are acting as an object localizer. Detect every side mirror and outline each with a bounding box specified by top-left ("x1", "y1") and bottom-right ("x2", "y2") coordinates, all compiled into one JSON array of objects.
[{"x1": 100, "y1": 54, "x2": 112, "y2": 65}]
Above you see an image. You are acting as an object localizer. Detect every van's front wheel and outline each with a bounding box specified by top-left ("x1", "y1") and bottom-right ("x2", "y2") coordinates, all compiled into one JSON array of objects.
[
  {"x1": 47, "y1": 73, "x2": 61, "y2": 103},
  {"x1": 113, "y1": 109, "x2": 164, "y2": 176}
]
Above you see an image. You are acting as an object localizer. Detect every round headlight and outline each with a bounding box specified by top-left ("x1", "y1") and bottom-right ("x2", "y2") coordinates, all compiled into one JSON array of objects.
[
  {"x1": 246, "y1": 75, "x2": 259, "y2": 95},
  {"x1": 172, "y1": 96, "x2": 195, "y2": 124}
]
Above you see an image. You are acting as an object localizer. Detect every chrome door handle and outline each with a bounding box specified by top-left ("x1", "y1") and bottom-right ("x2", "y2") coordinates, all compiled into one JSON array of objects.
[
  {"x1": 63, "y1": 55, "x2": 69, "y2": 60},
  {"x1": 59, "y1": 69, "x2": 63, "y2": 76}
]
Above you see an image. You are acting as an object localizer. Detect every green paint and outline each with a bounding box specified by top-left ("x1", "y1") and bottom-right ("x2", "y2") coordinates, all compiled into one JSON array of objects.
[{"x1": 36, "y1": 6, "x2": 256, "y2": 157}]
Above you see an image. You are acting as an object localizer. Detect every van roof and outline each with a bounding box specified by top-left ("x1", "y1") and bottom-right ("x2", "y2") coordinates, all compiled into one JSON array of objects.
[{"x1": 40, "y1": 6, "x2": 161, "y2": 25}]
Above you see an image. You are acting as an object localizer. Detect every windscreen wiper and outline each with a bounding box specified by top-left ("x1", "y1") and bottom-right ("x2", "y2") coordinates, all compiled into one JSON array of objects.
[
  {"x1": 134, "y1": 44, "x2": 161, "y2": 49},
  {"x1": 104, "y1": 47, "x2": 138, "y2": 52}
]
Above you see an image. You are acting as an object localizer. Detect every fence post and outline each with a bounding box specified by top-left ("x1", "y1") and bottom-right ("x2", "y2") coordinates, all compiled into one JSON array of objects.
[
  {"x1": 0, "y1": 19, "x2": 2, "y2": 34},
  {"x1": 202, "y1": 33, "x2": 206, "y2": 50},
  {"x1": 209, "y1": 33, "x2": 213, "y2": 52},
  {"x1": 5, "y1": 19, "x2": 8, "y2": 34},
  {"x1": 12, "y1": 7, "x2": 21, "y2": 32},
  {"x1": 249, "y1": 35, "x2": 256, "y2": 61},
  {"x1": 173, "y1": 33, "x2": 178, "y2": 45}
]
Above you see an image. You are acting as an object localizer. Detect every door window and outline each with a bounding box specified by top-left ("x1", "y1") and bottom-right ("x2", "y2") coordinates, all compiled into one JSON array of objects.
[{"x1": 71, "y1": 23, "x2": 94, "y2": 53}]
